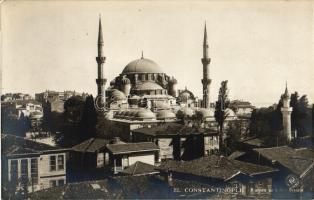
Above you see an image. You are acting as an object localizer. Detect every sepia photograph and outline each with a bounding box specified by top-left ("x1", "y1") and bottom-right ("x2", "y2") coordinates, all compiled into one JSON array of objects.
[{"x1": 1, "y1": 0, "x2": 313, "y2": 199}]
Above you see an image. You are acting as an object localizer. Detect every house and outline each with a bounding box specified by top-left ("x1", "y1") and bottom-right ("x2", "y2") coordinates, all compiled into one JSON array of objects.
[
  {"x1": 253, "y1": 146, "x2": 314, "y2": 195},
  {"x1": 106, "y1": 142, "x2": 159, "y2": 174},
  {"x1": 1, "y1": 134, "x2": 68, "y2": 192},
  {"x1": 158, "y1": 155, "x2": 278, "y2": 198},
  {"x1": 30, "y1": 175, "x2": 175, "y2": 199},
  {"x1": 70, "y1": 138, "x2": 110, "y2": 171},
  {"x1": 70, "y1": 138, "x2": 159, "y2": 175},
  {"x1": 132, "y1": 123, "x2": 219, "y2": 161}
]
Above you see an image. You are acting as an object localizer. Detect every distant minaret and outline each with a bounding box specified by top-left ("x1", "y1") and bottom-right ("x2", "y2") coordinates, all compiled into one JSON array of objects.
[
  {"x1": 281, "y1": 82, "x2": 293, "y2": 142},
  {"x1": 96, "y1": 16, "x2": 107, "y2": 106},
  {"x1": 201, "y1": 22, "x2": 211, "y2": 109}
]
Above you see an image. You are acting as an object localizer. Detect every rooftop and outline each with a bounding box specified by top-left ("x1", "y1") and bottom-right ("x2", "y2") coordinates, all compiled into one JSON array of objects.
[
  {"x1": 30, "y1": 175, "x2": 173, "y2": 199},
  {"x1": 254, "y1": 146, "x2": 314, "y2": 175},
  {"x1": 2, "y1": 134, "x2": 66, "y2": 157},
  {"x1": 133, "y1": 122, "x2": 218, "y2": 137},
  {"x1": 121, "y1": 161, "x2": 159, "y2": 176},
  {"x1": 158, "y1": 155, "x2": 277, "y2": 181},
  {"x1": 107, "y1": 142, "x2": 159, "y2": 155},
  {"x1": 71, "y1": 138, "x2": 109, "y2": 153}
]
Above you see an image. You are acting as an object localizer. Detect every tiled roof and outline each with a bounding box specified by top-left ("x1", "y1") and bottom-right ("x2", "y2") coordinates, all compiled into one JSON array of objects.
[
  {"x1": 107, "y1": 142, "x2": 159, "y2": 155},
  {"x1": 1, "y1": 134, "x2": 65, "y2": 156},
  {"x1": 30, "y1": 175, "x2": 174, "y2": 199},
  {"x1": 254, "y1": 146, "x2": 314, "y2": 175},
  {"x1": 228, "y1": 151, "x2": 246, "y2": 160},
  {"x1": 121, "y1": 161, "x2": 159, "y2": 176},
  {"x1": 242, "y1": 137, "x2": 266, "y2": 147},
  {"x1": 158, "y1": 155, "x2": 277, "y2": 181},
  {"x1": 71, "y1": 138, "x2": 109, "y2": 153},
  {"x1": 133, "y1": 123, "x2": 218, "y2": 136}
]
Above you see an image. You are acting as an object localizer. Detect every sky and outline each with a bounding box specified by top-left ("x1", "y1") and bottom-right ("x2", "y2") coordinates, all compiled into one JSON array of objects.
[{"x1": 1, "y1": 0, "x2": 313, "y2": 107}]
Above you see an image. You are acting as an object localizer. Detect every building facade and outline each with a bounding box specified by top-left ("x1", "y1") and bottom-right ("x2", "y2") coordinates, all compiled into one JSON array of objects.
[{"x1": 2, "y1": 134, "x2": 67, "y2": 192}]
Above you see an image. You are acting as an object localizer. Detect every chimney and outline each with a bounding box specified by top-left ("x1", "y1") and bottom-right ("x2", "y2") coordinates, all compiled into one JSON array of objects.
[{"x1": 112, "y1": 137, "x2": 121, "y2": 144}]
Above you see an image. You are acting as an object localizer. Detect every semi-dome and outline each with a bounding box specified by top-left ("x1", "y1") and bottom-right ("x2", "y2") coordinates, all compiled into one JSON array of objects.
[
  {"x1": 136, "y1": 108, "x2": 156, "y2": 120},
  {"x1": 133, "y1": 81, "x2": 163, "y2": 91},
  {"x1": 122, "y1": 58, "x2": 163, "y2": 74},
  {"x1": 156, "y1": 109, "x2": 176, "y2": 120},
  {"x1": 111, "y1": 89, "x2": 126, "y2": 101}
]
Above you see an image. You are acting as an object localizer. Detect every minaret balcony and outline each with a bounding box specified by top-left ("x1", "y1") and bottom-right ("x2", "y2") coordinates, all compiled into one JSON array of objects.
[
  {"x1": 96, "y1": 78, "x2": 107, "y2": 85},
  {"x1": 201, "y1": 58, "x2": 211, "y2": 65},
  {"x1": 96, "y1": 57, "x2": 106, "y2": 63},
  {"x1": 202, "y1": 78, "x2": 212, "y2": 85}
]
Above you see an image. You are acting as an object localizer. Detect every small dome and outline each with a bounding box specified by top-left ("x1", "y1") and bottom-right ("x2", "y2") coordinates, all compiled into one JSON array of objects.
[
  {"x1": 226, "y1": 108, "x2": 236, "y2": 117},
  {"x1": 156, "y1": 110, "x2": 176, "y2": 120},
  {"x1": 133, "y1": 81, "x2": 163, "y2": 91},
  {"x1": 176, "y1": 107, "x2": 195, "y2": 118},
  {"x1": 136, "y1": 108, "x2": 156, "y2": 120},
  {"x1": 154, "y1": 101, "x2": 171, "y2": 109},
  {"x1": 122, "y1": 58, "x2": 163, "y2": 74},
  {"x1": 130, "y1": 95, "x2": 141, "y2": 99},
  {"x1": 178, "y1": 89, "x2": 195, "y2": 102},
  {"x1": 111, "y1": 89, "x2": 126, "y2": 101},
  {"x1": 196, "y1": 108, "x2": 213, "y2": 118},
  {"x1": 29, "y1": 111, "x2": 43, "y2": 119},
  {"x1": 129, "y1": 110, "x2": 138, "y2": 117}
]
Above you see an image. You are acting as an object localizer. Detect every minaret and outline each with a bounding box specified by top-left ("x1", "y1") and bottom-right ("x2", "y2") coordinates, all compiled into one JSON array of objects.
[
  {"x1": 201, "y1": 22, "x2": 212, "y2": 109},
  {"x1": 281, "y1": 82, "x2": 293, "y2": 142},
  {"x1": 96, "y1": 16, "x2": 107, "y2": 106}
]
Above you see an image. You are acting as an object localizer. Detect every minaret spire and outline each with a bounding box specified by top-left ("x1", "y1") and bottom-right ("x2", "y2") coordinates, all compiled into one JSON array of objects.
[
  {"x1": 203, "y1": 21, "x2": 209, "y2": 59},
  {"x1": 96, "y1": 16, "x2": 107, "y2": 110},
  {"x1": 284, "y1": 81, "x2": 289, "y2": 97},
  {"x1": 201, "y1": 21, "x2": 211, "y2": 109}
]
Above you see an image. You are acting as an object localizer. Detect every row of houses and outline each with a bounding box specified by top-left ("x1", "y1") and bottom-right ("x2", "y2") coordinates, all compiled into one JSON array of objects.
[{"x1": 2, "y1": 131, "x2": 313, "y2": 199}]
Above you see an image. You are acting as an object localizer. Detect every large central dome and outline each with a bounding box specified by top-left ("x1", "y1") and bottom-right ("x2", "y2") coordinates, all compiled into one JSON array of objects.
[{"x1": 122, "y1": 58, "x2": 163, "y2": 74}]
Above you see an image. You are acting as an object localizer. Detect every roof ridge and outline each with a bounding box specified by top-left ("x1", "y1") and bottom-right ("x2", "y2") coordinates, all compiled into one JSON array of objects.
[
  {"x1": 83, "y1": 138, "x2": 96, "y2": 152},
  {"x1": 132, "y1": 161, "x2": 139, "y2": 175}
]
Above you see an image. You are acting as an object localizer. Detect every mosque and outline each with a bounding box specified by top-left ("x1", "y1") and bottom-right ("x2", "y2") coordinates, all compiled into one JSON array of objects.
[{"x1": 95, "y1": 18, "x2": 237, "y2": 125}]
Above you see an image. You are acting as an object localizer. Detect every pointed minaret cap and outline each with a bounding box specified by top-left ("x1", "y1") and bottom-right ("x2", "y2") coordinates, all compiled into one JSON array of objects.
[
  {"x1": 284, "y1": 81, "x2": 289, "y2": 98},
  {"x1": 98, "y1": 15, "x2": 104, "y2": 44},
  {"x1": 203, "y1": 21, "x2": 208, "y2": 45}
]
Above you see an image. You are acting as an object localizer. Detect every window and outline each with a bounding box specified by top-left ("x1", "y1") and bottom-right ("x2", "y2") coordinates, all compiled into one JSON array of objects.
[
  {"x1": 31, "y1": 158, "x2": 38, "y2": 184},
  {"x1": 58, "y1": 179, "x2": 65, "y2": 186},
  {"x1": 50, "y1": 156, "x2": 56, "y2": 171},
  {"x1": 21, "y1": 159, "x2": 28, "y2": 179},
  {"x1": 10, "y1": 160, "x2": 18, "y2": 183},
  {"x1": 122, "y1": 156, "x2": 129, "y2": 167},
  {"x1": 57, "y1": 155, "x2": 64, "y2": 170},
  {"x1": 104, "y1": 153, "x2": 109, "y2": 165},
  {"x1": 50, "y1": 180, "x2": 57, "y2": 187},
  {"x1": 97, "y1": 153, "x2": 104, "y2": 168}
]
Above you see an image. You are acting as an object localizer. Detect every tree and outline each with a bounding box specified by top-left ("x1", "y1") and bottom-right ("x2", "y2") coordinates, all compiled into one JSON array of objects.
[
  {"x1": 214, "y1": 80, "x2": 230, "y2": 146},
  {"x1": 54, "y1": 96, "x2": 85, "y2": 147},
  {"x1": 95, "y1": 113, "x2": 116, "y2": 139},
  {"x1": 79, "y1": 95, "x2": 97, "y2": 140},
  {"x1": 42, "y1": 101, "x2": 52, "y2": 132}
]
